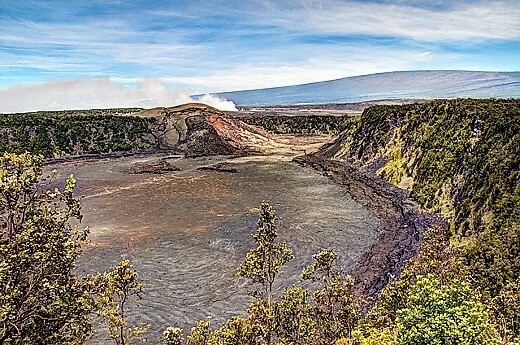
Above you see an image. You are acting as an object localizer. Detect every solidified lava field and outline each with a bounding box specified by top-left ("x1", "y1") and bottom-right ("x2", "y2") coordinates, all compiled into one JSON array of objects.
[{"x1": 49, "y1": 153, "x2": 381, "y2": 342}]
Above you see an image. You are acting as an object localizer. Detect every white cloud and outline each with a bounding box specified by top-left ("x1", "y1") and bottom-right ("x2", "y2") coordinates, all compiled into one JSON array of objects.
[
  {"x1": 274, "y1": 1, "x2": 520, "y2": 41},
  {"x1": 0, "y1": 78, "x2": 236, "y2": 113},
  {"x1": 419, "y1": 51, "x2": 432, "y2": 57},
  {"x1": 170, "y1": 63, "x2": 370, "y2": 91},
  {"x1": 1, "y1": 0, "x2": 517, "y2": 98},
  {"x1": 0, "y1": 18, "x2": 202, "y2": 73}
]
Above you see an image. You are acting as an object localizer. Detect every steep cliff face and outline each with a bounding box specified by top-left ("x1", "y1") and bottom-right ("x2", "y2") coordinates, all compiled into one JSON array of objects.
[{"x1": 317, "y1": 98, "x2": 519, "y2": 297}]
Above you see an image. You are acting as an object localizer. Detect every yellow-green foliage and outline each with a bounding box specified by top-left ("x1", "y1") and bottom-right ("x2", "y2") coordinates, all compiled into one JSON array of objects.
[
  {"x1": 162, "y1": 327, "x2": 184, "y2": 345},
  {"x1": 337, "y1": 99, "x2": 519, "y2": 235},
  {"x1": 341, "y1": 328, "x2": 397, "y2": 345},
  {"x1": 0, "y1": 153, "x2": 153, "y2": 345},
  {"x1": 0, "y1": 153, "x2": 92, "y2": 343},
  {"x1": 396, "y1": 275, "x2": 492, "y2": 345},
  {"x1": 329, "y1": 99, "x2": 519, "y2": 306},
  {"x1": 375, "y1": 130, "x2": 416, "y2": 189},
  {"x1": 378, "y1": 149, "x2": 406, "y2": 186},
  {"x1": 163, "y1": 216, "x2": 365, "y2": 345},
  {"x1": 96, "y1": 260, "x2": 150, "y2": 345},
  {"x1": 209, "y1": 317, "x2": 254, "y2": 345},
  {"x1": 274, "y1": 287, "x2": 315, "y2": 344},
  {"x1": 237, "y1": 201, "x2": 294, "y2": 304},
  {"x1": 187, "y1": 319, "x2": 213, "y2": 345}
]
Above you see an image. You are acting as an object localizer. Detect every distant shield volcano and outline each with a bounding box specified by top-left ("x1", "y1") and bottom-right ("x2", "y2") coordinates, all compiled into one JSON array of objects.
[{"x1": 212, "y1": 70, "x2": 520, "y2": 105}]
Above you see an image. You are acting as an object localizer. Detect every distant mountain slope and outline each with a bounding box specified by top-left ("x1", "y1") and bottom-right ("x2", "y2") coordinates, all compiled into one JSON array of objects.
[{"x1": 215, "y1": 71, "x2": 520, "y2": 105}]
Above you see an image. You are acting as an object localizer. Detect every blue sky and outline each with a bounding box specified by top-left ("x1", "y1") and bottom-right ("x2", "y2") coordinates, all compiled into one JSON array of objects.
[{"x1": 0, "y1": 0, "x2": 519, "y2": 110}]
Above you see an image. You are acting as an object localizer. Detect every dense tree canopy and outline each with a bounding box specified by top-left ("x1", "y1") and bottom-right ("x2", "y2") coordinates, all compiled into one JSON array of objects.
[
  {"x1": 0, "y1": 153, "x2": 92, "y2": 343},
  {"x1": 240, "y1": 114, "x2": 356, "y2": 135},
  {"x1": 0, "y1": 111, "x2": 156, "y2": 157}
]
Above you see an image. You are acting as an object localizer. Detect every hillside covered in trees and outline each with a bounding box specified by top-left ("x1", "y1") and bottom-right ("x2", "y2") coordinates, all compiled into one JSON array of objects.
[
  {"x1": 310, "y1": 98, "x2": 519, "y2": 343},
  {"x1": 0, "y1": 109, "x2": 155, "y2": 157},
  {"x1": 238, "y1": 114, "x2": 356, "y2": 135}
]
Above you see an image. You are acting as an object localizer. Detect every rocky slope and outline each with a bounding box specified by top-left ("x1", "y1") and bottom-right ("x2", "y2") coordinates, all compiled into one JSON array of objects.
[
  {"x1": 134, "y1": 103, "x2": 331, "y2": 157},
  {"x1": 294, "y1": 154, "x2": 444, "y2": 296}
]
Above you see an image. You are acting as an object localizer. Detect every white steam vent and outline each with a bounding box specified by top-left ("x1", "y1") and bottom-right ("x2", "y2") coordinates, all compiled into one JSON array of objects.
[{"x1": 194, "y1": 94, "x2": 237, "y2": 111}]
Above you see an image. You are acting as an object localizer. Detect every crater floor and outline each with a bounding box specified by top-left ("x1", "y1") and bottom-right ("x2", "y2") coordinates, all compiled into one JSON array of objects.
[{"x1": 49, "y1": 153, "x2": 381, "y2": 341}]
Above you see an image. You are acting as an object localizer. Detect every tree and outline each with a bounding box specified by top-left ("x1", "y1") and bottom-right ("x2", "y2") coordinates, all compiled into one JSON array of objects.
[
  {"x1": 246, "y1": 299, "x2": 276, "y2": 345},
  {"x1": 0, "y1": 152, "x2": 93, "y2": 344},
  {"x1": 396, "y1": 275, "x2": 493, "y2": 345},
  {"x1": 301, "y1": 248, "x2": 338, "y2": 283},
  {"x1": 237, "y1": 201, "x2": 293, "y2": 303},
  {"x1": 302, "y1": 249, "x2": 363, "y2": 344},
  {"x1": 210, "y1": 317, "x2": 255, "y2": 345},
  {"x1": 490, "y1": 278, "x2": 520, "y2": 342},
  {"x1": 237, "y1": 201, "x2": 293, "y2": 344},
  {"x1": 187, "y1": 319, "x2": 212, "y2": 345},
  {"x1": 341, "y1": 328, "x2": 397, "y2": 345},
  {"x1": 274, "y1": 286, "x2": 315, "y2": 344},
  {"x1": 97, "y1": 260, "x2": 150, "y2": 345},
  {"x1": 162, "y1": 327, "x2": 184, "y2": 345}
]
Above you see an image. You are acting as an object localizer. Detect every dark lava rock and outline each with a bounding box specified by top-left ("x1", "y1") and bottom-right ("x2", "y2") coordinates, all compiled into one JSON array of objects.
[{"x1": 126, "y1": 160, "x2": 181, "y2": 174}]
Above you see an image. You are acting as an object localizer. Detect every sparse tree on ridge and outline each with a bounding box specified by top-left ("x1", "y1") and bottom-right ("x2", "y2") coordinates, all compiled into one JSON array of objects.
[{"x1": 97, "y1": 260, "x2": 150, "y2": 345}]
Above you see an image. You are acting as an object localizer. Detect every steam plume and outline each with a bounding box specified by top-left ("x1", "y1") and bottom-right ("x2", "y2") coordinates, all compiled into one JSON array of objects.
[{"x1": 0, "y1": 78, "x2": 237, "y2": 113}]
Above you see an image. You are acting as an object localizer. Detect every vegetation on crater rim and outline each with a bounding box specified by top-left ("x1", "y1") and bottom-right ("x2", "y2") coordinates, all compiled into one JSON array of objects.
[
  {"x1": 323, "y1": 98, "x2": 519, "y2": 343},
  {"x1": 239, "y1": 114, "x2": 357, "y2": 135}
]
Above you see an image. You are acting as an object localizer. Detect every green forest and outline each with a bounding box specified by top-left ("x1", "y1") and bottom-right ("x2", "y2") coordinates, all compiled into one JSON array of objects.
[
  {"x1": 239, "y1": 114, "x2": 355, "y2": 135},
  {"x1": 324, "y1": 98, "x2": 519, "y2": 344},
  {"x1": 0, "y1": 109, "x2": 156, "y2": 157},
  {"x1": 0, "y1": 99, "x2": 518, "y2": 344}
]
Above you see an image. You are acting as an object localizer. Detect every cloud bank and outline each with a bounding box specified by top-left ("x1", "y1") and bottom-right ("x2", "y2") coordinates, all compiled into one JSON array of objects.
[{"x1": 0, "y1": 79, "x2": 237, "y2": 113}]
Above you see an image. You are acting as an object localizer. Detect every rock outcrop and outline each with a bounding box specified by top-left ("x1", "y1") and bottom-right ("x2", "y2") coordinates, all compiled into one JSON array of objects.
[{"x1": 134, "y1": 103, "x2": 271, "y2": 157}]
